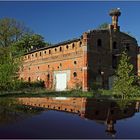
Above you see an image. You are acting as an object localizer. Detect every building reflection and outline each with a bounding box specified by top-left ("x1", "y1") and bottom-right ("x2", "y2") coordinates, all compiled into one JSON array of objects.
[{"x1": 18, "y1": 97, "x2": 140, "y2": 137}]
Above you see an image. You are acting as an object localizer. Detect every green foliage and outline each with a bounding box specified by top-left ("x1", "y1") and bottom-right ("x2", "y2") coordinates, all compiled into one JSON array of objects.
[
  {"x1": 13, "y1": 34, "x2": 46, "y2": 53},
  {"x1": 112, "y1": 51, "x2": 139, "y2": 99},
  {"x1": 0, "y1": 17, "x2": 31, "y2": 48},
  {"x1": 97, "y1": 22, "x2": 109, "y2": 29},
  {"x1": 0, "y1": 46, "x2": 22, "y2": 91}
]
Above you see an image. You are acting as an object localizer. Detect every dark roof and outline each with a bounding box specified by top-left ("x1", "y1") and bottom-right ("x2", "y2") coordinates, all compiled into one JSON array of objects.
[{"x1": 25, "y1": 38, "x2": 80, "y2": 55}]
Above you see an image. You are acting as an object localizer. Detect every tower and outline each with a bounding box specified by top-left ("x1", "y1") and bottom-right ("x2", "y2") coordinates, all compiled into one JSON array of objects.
[{"x1": 109, "y1": 8, "x2": 121, "y2": 31}]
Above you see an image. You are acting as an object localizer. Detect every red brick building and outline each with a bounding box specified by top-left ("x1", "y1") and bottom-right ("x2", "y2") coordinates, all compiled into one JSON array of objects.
[{"x1": 19, "y1": 9, "x2": 138, "y2": 91}]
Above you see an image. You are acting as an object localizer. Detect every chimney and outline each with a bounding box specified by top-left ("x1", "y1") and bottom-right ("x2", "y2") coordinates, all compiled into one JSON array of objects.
[{"x1": 109, "y1": 8, "x2": 121, "y2": 31}]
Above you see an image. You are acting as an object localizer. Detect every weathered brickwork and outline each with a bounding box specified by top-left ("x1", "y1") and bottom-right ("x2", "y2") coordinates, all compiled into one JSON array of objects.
[{"x1": 19, "y1": 9, "x2": 138, "y2": 91}]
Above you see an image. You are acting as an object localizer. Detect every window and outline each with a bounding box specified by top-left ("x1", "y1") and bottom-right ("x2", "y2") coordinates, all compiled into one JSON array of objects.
[
  {"x1": 48, "y1": 65, "x2": 50, "y2": 68},
  {"x1": 74, "y1": 61, "x2": 77, "y2": 65},
  {"x1": 60, "y1": 47, "x2": 62, "y2": 52},
  {"x1": 66, "y1": 45, "x2": 69, "y2": 49},
  {"x1": 113, "y1": 41, "x2": 117, "y2": 49},
  {"x1": 44, "y1": 51, "x2": 46, "y2": 54},
  {"x1": 55, "y1": 48, "x2": 57, "y2": 52},
  {"x1": 28, "y1": 55, "x2": 30, "y2": 59},
  {"x1": 40, "y1": 52, "x2": 42, "y2": 56},
  {"x1": 38, "y1": 66, "x2": 39, "y2": 69},
  {"x1": 73, "y1": 72, "x2": 77, "y2": 77},
  {"x1": 28, "y1": 77, "x2": 31, "y2": 82},
  {"x1": 72, "y1": 43, "x2": 75, "y2": 48},
  {"x1": 49, "y1": 50, "x2": 51, "y2": 54},
  {"x1": 79, "y1": 41, "x2": 82, "y2": 47},
  {"x1": 35, "y1": 53, "x2": 37, "y2": 57},
  {"x1": 60, "y1": 63, "x2": 62, "y2": 67},
  {"x1": 47, "y1": 74, "x2": 50, "y2": 80},
  {"x1": 97, "y1": 39, "x2": 102, "y2": 47},
  {"x1": 32, "y1": 54, "x2": 34, "y2": 57}
]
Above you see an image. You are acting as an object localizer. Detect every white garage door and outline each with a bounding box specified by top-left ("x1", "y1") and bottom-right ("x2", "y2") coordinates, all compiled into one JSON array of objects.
[{"x1": 56, "y1": 73, "x2": 67, "y2": 91}]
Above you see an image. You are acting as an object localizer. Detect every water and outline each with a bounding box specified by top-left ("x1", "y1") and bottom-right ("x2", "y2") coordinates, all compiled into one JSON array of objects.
[{"x1": 0, "y1": 97, "x2": 140, "y2": 139}]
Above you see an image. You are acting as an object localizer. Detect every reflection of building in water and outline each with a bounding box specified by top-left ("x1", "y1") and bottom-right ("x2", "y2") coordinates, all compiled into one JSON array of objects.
[
  {"x1": 18, "y1": 98, "x2": 140, "y2": 137},
  {"x1": 18, "y1": 97, "x2": 87, "y2": 114}
]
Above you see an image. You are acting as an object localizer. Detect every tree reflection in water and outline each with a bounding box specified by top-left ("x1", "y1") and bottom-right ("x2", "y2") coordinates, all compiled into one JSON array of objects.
[
  {"x1": 0, "y1": 97, "x2": 140, "y2": 138},
  {"x1": 0, "y1": 98, "x2": 44, "y2": 124}
]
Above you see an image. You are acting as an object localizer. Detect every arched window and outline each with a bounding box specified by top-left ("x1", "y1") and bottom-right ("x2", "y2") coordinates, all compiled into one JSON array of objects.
[
  {"x1": 97, "y1": 39, "x2": 102, "y2": 47},
  {"x1": 47, "y1": 74, "x2": 50, "y2": 80},
  {"x1": 74, "y1": 61, "x2": 77, "y2": 65},
  {"x1": 40, "y1": 52, "x2": 42, "y2": 56},
  {"x1": 113, "y1": 41, "x2": 117, "y2": 49},
  {"x1": 60, "y1": 47, "x2": 62, "y2": 52},
  {"x1": 66, "y1": 45, "x2": 69, "y2": 49},
  {"x1": 35, "y1": 53, "x2": 37, "y2": 57},
  {"x1": 79, "y1": 41, "x2": 82, "y2": 47},
  {"x1": 49, "y1": 50, "x2": 51, "y2": 54},
  {"x1": 55, "y1": 48, "x2": 57, "y2": 52},
  {"x1": 72, "y1": 43, "x2": 75, "y2": 48},
  {"x1": 73, "y1": 72, "x2": 77, "y2": 77},
  {"x1": 28, "y1": 77, "x2": 31, "y2": 82}
]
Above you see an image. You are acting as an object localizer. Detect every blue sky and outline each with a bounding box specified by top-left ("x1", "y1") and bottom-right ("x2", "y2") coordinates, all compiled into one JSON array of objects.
[{"x1": 0, "y1": 1, "x2": 140, "y2": 45}]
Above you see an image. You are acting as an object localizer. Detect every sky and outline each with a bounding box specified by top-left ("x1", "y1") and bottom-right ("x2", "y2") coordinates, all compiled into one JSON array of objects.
[{"x1": 0, "y1": 1, "x2": 140, "y2": 45}]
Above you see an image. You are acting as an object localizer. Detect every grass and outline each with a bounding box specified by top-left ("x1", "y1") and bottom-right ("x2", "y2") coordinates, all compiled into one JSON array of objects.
[
  {"x1": 1, "y1": 87, "x2": 140, "y2": 100},
  {"x1": 0, "y1": 88, "x2": 96, "y2": 98}
]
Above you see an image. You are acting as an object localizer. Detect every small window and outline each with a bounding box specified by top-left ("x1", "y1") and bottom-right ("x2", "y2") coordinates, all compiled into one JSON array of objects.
[
  {"x1": 28, "y1": 55, "x2": 30, "y2": 59},
  {"x1": 49, "y1": 50, "x2": 51, "y2": 54},
  {"x1": 74, "y1": 61, "x2": 77, "y2": 65},
  {"x1": 73, "y1": 72, "x2": 77, "y2": 77},
  {"x1": 35, "y1": 53, "x2": 37, "y2": 57},
  {"x1": 40, "y1": 52, "x2": 42, "y2": 56},
  {"x1": 38, "y1": 66, "x2": 39, "y2": 69},
  {"x1": 72, "y1": 43, "x2": 75, "y2": 48},
  {"x1": 60, "y1": 47, "x2": 62, "y2": 52},
  {"x1": 113, "y1": 41, "x2": 117, "y2": 49},
  {"x1": 32, "y1": 54, "x2": 34, "y2": 57},
  {"x1": 79, "y1": 41, "x2": 82, "y2": 47},
  {"x1": 97, "y1": 39, "x2": 102, "y2": 47},
  {"x1": 44, "y1": 51, "x2": 46, "y2": 54},
  {"x1": 60, "y1": 63, "x2": 62, "y2": 67},
  {"x1": 48, "y1": 65, "x2": 50, "y2": 68},
  {"x1": 29, "y1": 67, "x2": 30, "y2": 70},
  {"x1": 47, "y1": 74, "x2": 50, "y2": 80},
  {"x1": 25, "y1": 56, "x2": 26, "y2": 59},
  {"x1": 66, "y1": 45, "x2": 69, "y2": 49},
  {"x1": 55, "y1": 48, "x2": 57, "y2": 52},
  {"x1": 28, "y1": 77, "x2": 31, "y2": 82}
]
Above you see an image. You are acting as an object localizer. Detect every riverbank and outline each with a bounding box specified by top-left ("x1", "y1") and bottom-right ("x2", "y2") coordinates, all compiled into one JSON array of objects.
[
  {"x1": 0, "y1": 89, "x2": 96, "y2": 98},
  {"x1": 0, "y1": 88, "x2": 140, "y2": 100}
]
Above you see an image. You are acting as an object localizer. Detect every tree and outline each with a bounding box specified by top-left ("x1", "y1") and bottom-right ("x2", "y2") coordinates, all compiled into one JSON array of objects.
[
  {"x1": 13, "y1": 34, "x2": 46, "y2": 53},
  {"x1": 112, "y1": 51, "x2": 138, "y2": 99},
  {"x1": 0, "y1": 47, "x2": 21, "y2": 91},
  {"x1": 0, "y1": 17, "x2": 32, "y2": 48},
  {"x1": 97, "y1": 22, "x2": 109, "y2": 29}
]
